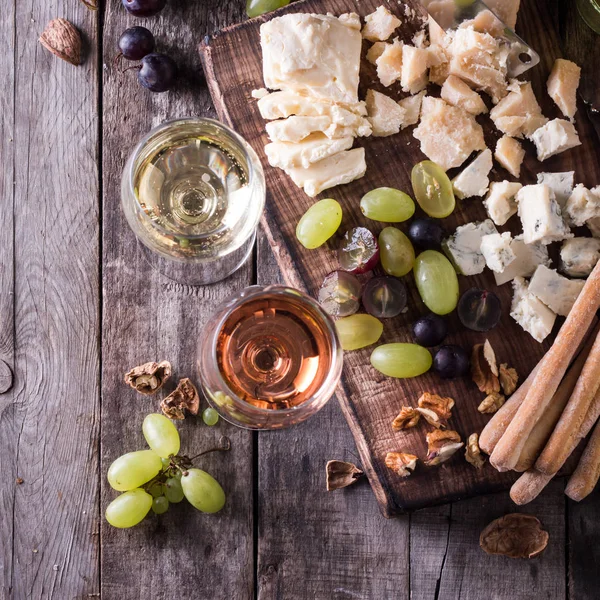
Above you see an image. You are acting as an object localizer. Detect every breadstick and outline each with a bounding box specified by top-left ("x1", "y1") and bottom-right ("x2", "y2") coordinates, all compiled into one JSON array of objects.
[
  {"x1": 565, "y1": 419, "x2": 600, "y2": 501},
  {"x1": 510, "y1": 387, "x2": 600, "y2": 504},
  {"x1": 490, "y1": 261, "x2": 600, "y2": 471},
  {"x1": 536, "y1": 328, "x2": 600, "y2": 474},
  {"x1": 515, "y1": 335, "x2": 595, "y2": 472},
  {"x1": 480, "y1": 318, "x2": 597, "y2": 456}
]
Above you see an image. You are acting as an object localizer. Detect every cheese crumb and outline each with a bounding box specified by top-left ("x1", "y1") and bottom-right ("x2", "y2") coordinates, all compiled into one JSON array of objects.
[
  {"x1": 494, "y1": 135, "x2": 525, "y2": 178},
  {"x1": 375, "y1": 39, "x2": 404, "y2": 87},
  {"x1": 251, "y1": 88, "x2": 269, "y2": 99},
  {"x1": 440, "y1": 74, "x2": 487, "y2": 115},
  {"x1": 401, "y1": 45, "x2": 429, "y2": 94},
  {"x1": 366, "y1": 89, "x2": 406, "y2": 137},
  {"x1": 484, "y1": 181, "x2": 522, "y2": 226},
  {"x1": 564, "y1": 184, "x2": 600, "y2": 226},
  {"x1": 530, "y1": 119, "x2": 582, "y2": 162},
  {"x1": 398, "y1": 91, "x2": 426, "y2": 127},
  {"x1": 366, "y1": 41, "x2": 387, "y2": 65},
  {"x1": 547, "y1": 59, "x2": 581, "y2": 119},
  {"x1": 362, "y1": 6, "x2": 401, "y2": 42},
  {"x1": 489, "y1": 81, "x2": 547, "y2": 138}
]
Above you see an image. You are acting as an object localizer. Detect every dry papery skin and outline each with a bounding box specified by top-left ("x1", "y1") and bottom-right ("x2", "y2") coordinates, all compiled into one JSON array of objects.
[
  {"x1": 326, "y1": 460, "x2": 364, "y2": 491},
  {"x1": 499, "y1": 363, "x2": 519, "y2": 396},
  {"x1": 465, "y1": 433, "x2": 486, "y2": 469},
  {"x1": 480, "y1": 514, "x2": 549, "y2": 559},
  {"x1": 124, "y1": 360, "x2": 172, "y2": 395},
  {"x1": 425, "y1": 429, "x2": 463, "y2": 466},
  {"x1": 385, "y1": 452, "x2": 418, "y2": 477},
  {"x1": 479, "y1": 391, "x2": 506, "y2": 414},
  {"x1": 160, "y1": 378, "x2": 200, "y2": 420},
  {"x1": 392, "y1": 406, "x2": 421, "y2": 431},
  {"x1": 416, "y1": 392, "x2": 455, "y2": 428},
  {"x1": 471, "y1": 340, "x2": 500, "y2": 394}
]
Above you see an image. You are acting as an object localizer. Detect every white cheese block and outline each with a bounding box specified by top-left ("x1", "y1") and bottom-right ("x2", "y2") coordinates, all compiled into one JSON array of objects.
[
  {"x1": 257, "y1": 91, "x2": 367, "y2": 120},
  {"x1": 284, "y1": 148, "x2": 366, "y2": 197},
  {"x1": 452, "y1": 149, "x2": 493, "y2": 199},
  {"x1": 489, "y1": 81, "x2": 547, "y2": 138},
  {"x1": 528, "y1": 265, "x2": 585, "y2": 316},
  {"x1": 547, "y1": 59, "x2": 581, "y2": 119},
  {"x1": 516, "y1": 184, "x2": 573, "y2": 245},
  {"x1": 530, "y1": 119, "x2": 582, "y2": 161},
  {"x1": 365, "y1": 89, "x2": 406, "y2": 137},
  {"x1": 398, "y1": 91, "x2": 426, "y2": 127},
  {"x1": 510, "y1": 277, "x2": 556, "y2": 343},
  {"x1": 536, "y1": 171, "x2": 574, "y2": 210},
  {"x1": 440, "y1": 75, "x2": 487, "y2": 116},
  {"x1": 260, "y1": 13, "x2": 362, "y2": 104},
  {"x1": 481, "y1": 232, "x2": 516, "y2": 273},
  {"x1": 484, "y1": 181, "x2": 522, "y2": 226},
  {"x1": 362, "y1": 6, "x2": 401, "y2": 42},
  {"x1": 264, "y1": 134, "x2": 354, "y2": 170},
  {"x1": 375, "y1": 39, "x2": 404, "y2": 87},
  {"x1": 413, "y1": 97, "x2": 486, "y2": 170},
  {"x1": 494, "y1": 235, "x2": 551, "y2": 286},
  {"x1": 560, "y1": 238, "x2": 600, "y2": 278},
  {"x1": 401, "y1": 45, "x2": 429, "y2": 94},
  {"x1": 494, "y1": 135, "x2": 524, "y2": 178},
  {"x1": 564, "y1": 184, "x2": 600, "y2": 227},
  {"x1": 442, "y1": 219, "x2": 497, "y2": 275},
  {"x1": 366, "y1": 41, "x2": 387, "y2": 65}
]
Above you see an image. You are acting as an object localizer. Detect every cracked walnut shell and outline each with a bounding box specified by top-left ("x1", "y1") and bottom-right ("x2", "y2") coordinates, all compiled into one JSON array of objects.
[
  {"x1": 416, "y1": 392, "x2": 455, "y2": 428},
  {"x1": 465, "y1": 433, "x2": 486, "y2": 469},
  {"x1": 425, "y1": 430, "x2": 464, "y2": 466},
  {"x1": 478, "y1": 392, "x2": 505, "y2": 414},
  {"x1": 499, "y1": 364, "x2": 518, "y2": 395},
  {"x1": 471, "y1": 340, "x2": 500, "y2": 394},
  {"x1": 326, "y1": 460, "x2": 364, "y2": 491},
  {"x1": 385, "y1": 452, "x2": 418, "y2": 477},
  {"x1": 39, "y1": 18, "x2": 82, "y2": 66},
  {"x1": 124, "y1": 360, "x2": 172, "y2": 395},
  {"x1": 392, "y1": 406, "x2": 421, "y2": 431},
  {"x1": 160, "y1": 378, "x2": 200, "y2": 420},
  {"x1": 480, "y1": 514, "x2": 549, "y2": 559}
]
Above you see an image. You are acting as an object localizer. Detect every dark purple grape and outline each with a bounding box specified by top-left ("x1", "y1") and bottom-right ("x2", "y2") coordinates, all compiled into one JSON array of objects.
[
  {"x1": 458, "y1": 288, "x2": 502, "y2": 332},
  {"x1": 433, "y1": 345, "x2": 470, "y2": 379},
  {"x1": 408, "y1": 218, "x2": 445, "y2": 250},
  {"x1": 412, "y1": 314, "x2": 448, "y2": 347},
  {"x1": 118, "y1": 27, "x2": 155, "y2": 60},
  {"x1": 338, "y1": 227, "x2": 379, "y2": 274},
  {"x1": 138, "y1": 53, "x2": 177, "y2": 92},
  {"x1": 318, "y1": 271, "x2": 362, "y2": 317},
  {"x1": 362, "y1": 277, "x2": 407, "y2": 318},
  {"x1": 122, "y1": 0, "x2": 167, "y2": 17}
]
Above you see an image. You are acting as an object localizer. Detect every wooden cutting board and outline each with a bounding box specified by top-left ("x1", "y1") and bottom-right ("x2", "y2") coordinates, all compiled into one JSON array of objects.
[{"x1": 199, "y1": 0, "x2": 600, "y2": 515}]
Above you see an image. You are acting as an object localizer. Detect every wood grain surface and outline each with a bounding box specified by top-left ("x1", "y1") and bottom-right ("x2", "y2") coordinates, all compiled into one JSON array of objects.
[{"x1": 200, "y1": 0, "x2": 600, "y2": 514}]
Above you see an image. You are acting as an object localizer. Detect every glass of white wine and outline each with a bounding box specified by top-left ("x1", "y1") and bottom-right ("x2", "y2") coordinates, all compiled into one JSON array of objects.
[
  {"x1": 121, "y1": 118, "x2": 266, "y2": 285},
  {"x1": 577, "y1": 0, "x2": 600, "y2": 33}
]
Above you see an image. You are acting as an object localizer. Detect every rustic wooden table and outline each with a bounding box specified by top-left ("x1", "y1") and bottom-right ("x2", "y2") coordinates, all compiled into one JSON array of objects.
[{"x1": 1, "y1": 1, "x2": 599, "y2": 599}]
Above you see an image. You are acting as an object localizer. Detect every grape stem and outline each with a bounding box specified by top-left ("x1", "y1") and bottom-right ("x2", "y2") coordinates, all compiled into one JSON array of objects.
[{"x1": 189, "y1": 436, "x2": 231, "y2": 461}]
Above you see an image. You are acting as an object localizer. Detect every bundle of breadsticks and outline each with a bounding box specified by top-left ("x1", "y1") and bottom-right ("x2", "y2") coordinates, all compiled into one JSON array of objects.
[{"x1": 480, "y1": 260, "x2": 600, "y2": 505}]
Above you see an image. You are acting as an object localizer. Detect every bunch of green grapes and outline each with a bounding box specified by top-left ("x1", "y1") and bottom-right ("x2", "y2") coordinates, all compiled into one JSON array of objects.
[{"x1": 106, "y1": 414, "x2": 229, "y2": 528}]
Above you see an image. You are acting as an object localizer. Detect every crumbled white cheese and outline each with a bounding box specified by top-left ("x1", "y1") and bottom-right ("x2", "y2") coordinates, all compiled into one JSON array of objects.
[
  {"x1": 362, "y1": 6, "x2": 401, "y2": 42},
  {"x1": 398, "y1": 91, "x2": 426, "y2": 127},
  {"x1": 529, "y1": 265, "x2": 585, "y2": 316},
  {"x1": 484, "y1": 181, "x2": 522, "y2": 226},
  {"x1": 510, "y1": 277, "x2": 557, "y2": 343},
  {"x1": 401, "y1": 45, "x2": 429, "y2": 94},
  {"x1": 413, "y1": 97, "x2": 486, "y2": 170},
  {"x1": 536, "y1": 172, "x2": 574, "y2": 210},
  {"x1": 530, "y1": 119, "x2": 582, "y2": 161},
  {"x1": 489, "y1": 81, "x2": 547, "y2": 138},
  {"x1": 481, "y1": 232, "x2": 516, "y2": 273},
  {"x1": 452, "y1": 149, "x2": 493, "y2": 199},
  {"x1": 442, "y1": 220, "x2": 497, "y2": 275},
  {"x1": 494, "y1": 235, "x2": 551, "y2": 286},
  {"x1": 264, "y1": 134, "x2": 354, "y2": 169},
  {"x1": 516, "y1": 184, "x2": 573, "y2": 245},
  {"x1": 494, "y1": 135, "x2": 525, "y2": 178},
  {"x1": 564, "y1": 184, "x2": 600, "y2": 226},
  {"x1": 560, "y1": 238, "x2": 600, "y2": 278},
  {"x1": 375, "y1": 39, "x2": 404, "y2": 87},
  {"x1": 547, "y1": 59, "x2": 581, "y2": 119},
  {"x1": 366, "y1": 89, "x2": 406, "y2": 137},
  {"x1": 440, "y1": 75, "x2": 487, "y2": 116}
]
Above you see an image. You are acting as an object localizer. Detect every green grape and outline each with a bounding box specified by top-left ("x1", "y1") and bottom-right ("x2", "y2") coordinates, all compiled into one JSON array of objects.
[
  {"x1": 105, "y1": 489, "x2": 152, "y2": 528},
  {"x1": 161, "y1": 457, "x2": 170, "y2": 471},
  {"x1": 411, "y1": 161, "x2": 455, "y2": 218},
  {"x1": 203, "y1": 407, "x2": 219, "y2": 426},
  {"x1": 142, "y1": 413, "x2": 180, "y2": 458},
  {"x1": 246, "y1": 0, "x2": 290, "y2": 18},
  {"x1": 360, "y1": 188, "x2": 415, "y2": 222},
  {"x1": 414, "y1": 250, "x2": 459, "y2": 315},
  {"x1": 296, "y1": 199, "x2": 342, "y2": 249},
  {"x1": 148, "y1": 482, "x2": 165, "y2": 498},
  {"x1": 164, "y1": 477, "x2": 185, "y2": 503},
  {"x1": 335, "y1": 314, "x2": 384, "y2": 351},
  {"x1": 370, "y1": 343, "x2": 432, "y2": 378},
  {"x1": 152, "y1": 496, "x2": 170, "y2": 515},
  {"x1": 379, "y1": 227, "x2": 415, "y2": 277},
  {"x1": 181, "y1": 468, "x2": 226, "y2": 514},
  {"x1": 107, "y1": 450, "x2": 163, "y2": 492}
]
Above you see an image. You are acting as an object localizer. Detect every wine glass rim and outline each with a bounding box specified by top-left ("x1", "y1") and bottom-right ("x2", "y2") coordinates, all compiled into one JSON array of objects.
[{"x1": 124, "y1": 116, "x2": 265, "y2": 241}]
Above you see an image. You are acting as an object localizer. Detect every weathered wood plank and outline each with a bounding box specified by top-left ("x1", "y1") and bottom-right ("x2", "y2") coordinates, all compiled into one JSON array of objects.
[
  {"x1": 6, "y1": 0, "x2": 100, "y2": 597},
  {"x1": 256, "y1": 233, "x2": 411, "y2": 600},
  {"x1": 0, "y1": 0, "x2": 16, "y2": 595},
  {"x1": 100, "y1": 2, "x2": 254, "y2": 599}
]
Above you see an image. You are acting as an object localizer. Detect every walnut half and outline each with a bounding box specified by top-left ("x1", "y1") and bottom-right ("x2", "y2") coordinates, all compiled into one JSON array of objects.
[
  {"x1": 478, "y1": 391, "x2": 505, "y2": 414},
  {"x1": 471, "y1": 341, "x2": 500, "y2": 394},
  {"x1": 465, "y1": 433, "x2": 486, "y2": 469},
  {"x1": 424, "y1": 430, "x2": 464, "y2": 466},
  {"x1": 480, "y1": 514, "x2": 549, "y2": 559},
  {"x1": 124, "y1": 360, "x2": 172, "y2": 395},
  {"x1": 416, "y1": 392, "x2": 455, "y2": 429},
  {"x1": 392, "y1": 406, "x2": 421, "y2": 431},
  {"x1": 326, "y1": 460, "x2": 364, "y2": 491},
  {"x1": 160, "y1": 378, "x2": 200, "y2": 419},
  {"x1": 385, "y1": 452, "x2": 418, "y2": 477},
  {"x1": 499, "y1": 363, "x2": 519, "y2": 396}
]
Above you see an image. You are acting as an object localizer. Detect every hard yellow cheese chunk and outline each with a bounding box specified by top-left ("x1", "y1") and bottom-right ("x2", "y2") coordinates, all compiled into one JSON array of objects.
[
  {"x1": 362, "y1": 6, "x2": 401, "y2": 42},
  {"x1": 547, "y1": 59, "x2": 581, "y2": 119},
  {"x1": 495, "y1": 135, "x2": 525, "y2": 178}
]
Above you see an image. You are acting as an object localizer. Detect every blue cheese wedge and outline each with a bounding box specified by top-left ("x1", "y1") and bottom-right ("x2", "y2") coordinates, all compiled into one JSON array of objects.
[
  {"x1": 516, "y1": 184, "x2": 572, "y2": 245},
  {"x1": 442, "y1": 219, "x2": 497, "y2": 275},
  {"x1": 452, "y1": 149, "x2": 493, "y2": 199},
  {"x1": 484, "y1": 181, "x2": 522, "y2": 226},
  {"x1": 264, "y1": 134, "x2": 354, "y2": 170},
  {"x1": 510, "y1": 277, "x2": 557, "y2": 343},
  {"x1": 530, "y1": 119, "x2": 582, "y2": 161},
  {"x1": 536, "y1": 171, "x2": 574, "y2": 210},
  {"x1": 560, "y1": 238, "x2": 600, "y2": 278},
  {"x1": 494, "y1": 235, "x2": 551, "y2": 286},
  {"x1": 528, "y1": 265, "x2": 585, "y2": 316},
  {"x1": 564, "y1": 184, "x2": 600, "y2": 227},
  {"x1": 481, "y1": 232, "x2": 516, "y2": 273}
]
